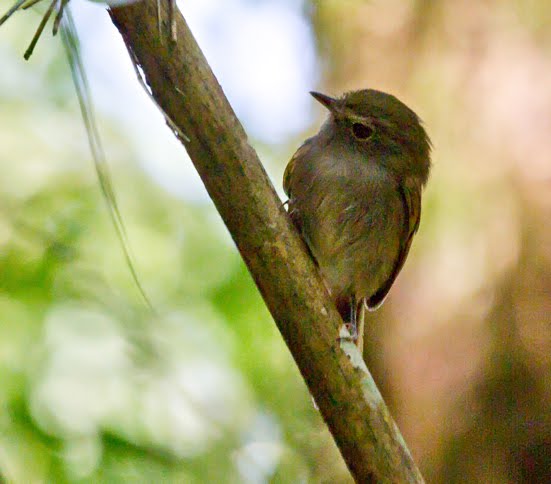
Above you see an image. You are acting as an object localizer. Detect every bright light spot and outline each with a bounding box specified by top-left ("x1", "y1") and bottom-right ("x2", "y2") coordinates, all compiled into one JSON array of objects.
[
  {"x1": 70, "y1": 0, "x2": 318, "y2": 201},
  {"x1": 184, "y1": 0, "x2": 318, "y2": 143}
]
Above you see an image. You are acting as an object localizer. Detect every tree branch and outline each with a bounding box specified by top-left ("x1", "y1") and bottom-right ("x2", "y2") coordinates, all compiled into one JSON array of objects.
[{"x1": 109, "y1": 2, "x2": 424, "y2": 482}]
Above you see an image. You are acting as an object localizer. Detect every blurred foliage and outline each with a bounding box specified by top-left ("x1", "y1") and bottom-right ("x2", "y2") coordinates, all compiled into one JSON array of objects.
[
  {"x1": 1, "y1": 0, "x2": 551, "y2": 483},
  {"x1": 0, "y1": 4, "x2": 345, "y2": 483}
]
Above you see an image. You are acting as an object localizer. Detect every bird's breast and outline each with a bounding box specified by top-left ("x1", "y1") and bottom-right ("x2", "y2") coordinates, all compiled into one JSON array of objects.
[{"x1": 289, "y1": 154, "x2": 404, "y2": 300}]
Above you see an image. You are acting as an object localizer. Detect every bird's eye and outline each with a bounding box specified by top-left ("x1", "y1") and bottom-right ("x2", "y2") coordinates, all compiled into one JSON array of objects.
[{"x1": 352, "y1": 123, "x2": 374, "y2": 140}]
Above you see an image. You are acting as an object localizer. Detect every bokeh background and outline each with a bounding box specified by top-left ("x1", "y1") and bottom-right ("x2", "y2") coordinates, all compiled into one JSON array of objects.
[{"x1": 1, "y1": 0, "x2": 551, "y2": 482}]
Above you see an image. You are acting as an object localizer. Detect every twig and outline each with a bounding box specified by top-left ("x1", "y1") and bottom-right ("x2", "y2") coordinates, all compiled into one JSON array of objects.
[
  {"x1": 24, "y1": 0, "x2": 56, "y2": 59},
  {"x1": 0, "y1": 0, "x2": 27, "y2": 25}
]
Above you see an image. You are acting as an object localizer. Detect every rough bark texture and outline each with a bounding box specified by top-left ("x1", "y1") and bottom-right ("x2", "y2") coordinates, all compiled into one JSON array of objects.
[{"x1": 109, "y1": 3, "x2": 424, "y2": 482}]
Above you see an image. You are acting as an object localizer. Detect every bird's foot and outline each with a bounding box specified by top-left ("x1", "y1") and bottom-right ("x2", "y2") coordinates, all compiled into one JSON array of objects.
[{"x1": 337, "y1": 322, "x2": 358, "y2": 344}]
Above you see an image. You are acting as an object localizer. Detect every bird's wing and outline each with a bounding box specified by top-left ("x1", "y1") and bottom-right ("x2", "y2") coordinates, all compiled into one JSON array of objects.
[
  {"x1": 283, "y1": 137, "x2": 313, "y2": 197},
  {"x1": 366, "y1": 179, "x2": 422, "y2": 308},
  {"x1": 283, "y1": 137, "x2": 322, "y2": 266}
]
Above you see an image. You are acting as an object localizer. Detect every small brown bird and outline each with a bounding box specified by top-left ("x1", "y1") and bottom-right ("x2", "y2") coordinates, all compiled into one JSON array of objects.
[{"x1": 284, "y1": 90, "x2": 431, "y2": 350}]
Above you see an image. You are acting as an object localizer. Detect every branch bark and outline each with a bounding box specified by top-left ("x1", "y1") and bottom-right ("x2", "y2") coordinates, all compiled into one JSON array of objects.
[{"x1": 108, "y1": 3, "x2": 424, "y2": 482}]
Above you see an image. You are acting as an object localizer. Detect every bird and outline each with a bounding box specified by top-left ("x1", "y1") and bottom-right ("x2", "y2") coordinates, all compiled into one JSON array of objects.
[{"x1": 283, "y1": 89, "x2": 431, "y2": 351}]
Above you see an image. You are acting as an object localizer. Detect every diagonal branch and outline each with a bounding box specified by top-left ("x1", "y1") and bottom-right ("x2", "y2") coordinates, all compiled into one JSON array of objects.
[{"x1": 109, "y1": 2, "x2": 424, "y2": 482}]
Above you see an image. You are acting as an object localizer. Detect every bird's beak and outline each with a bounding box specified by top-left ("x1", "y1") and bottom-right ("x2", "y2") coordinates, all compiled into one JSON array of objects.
[{"x1": 310, "y1": 91, "x2": 338, "y2": 112}]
